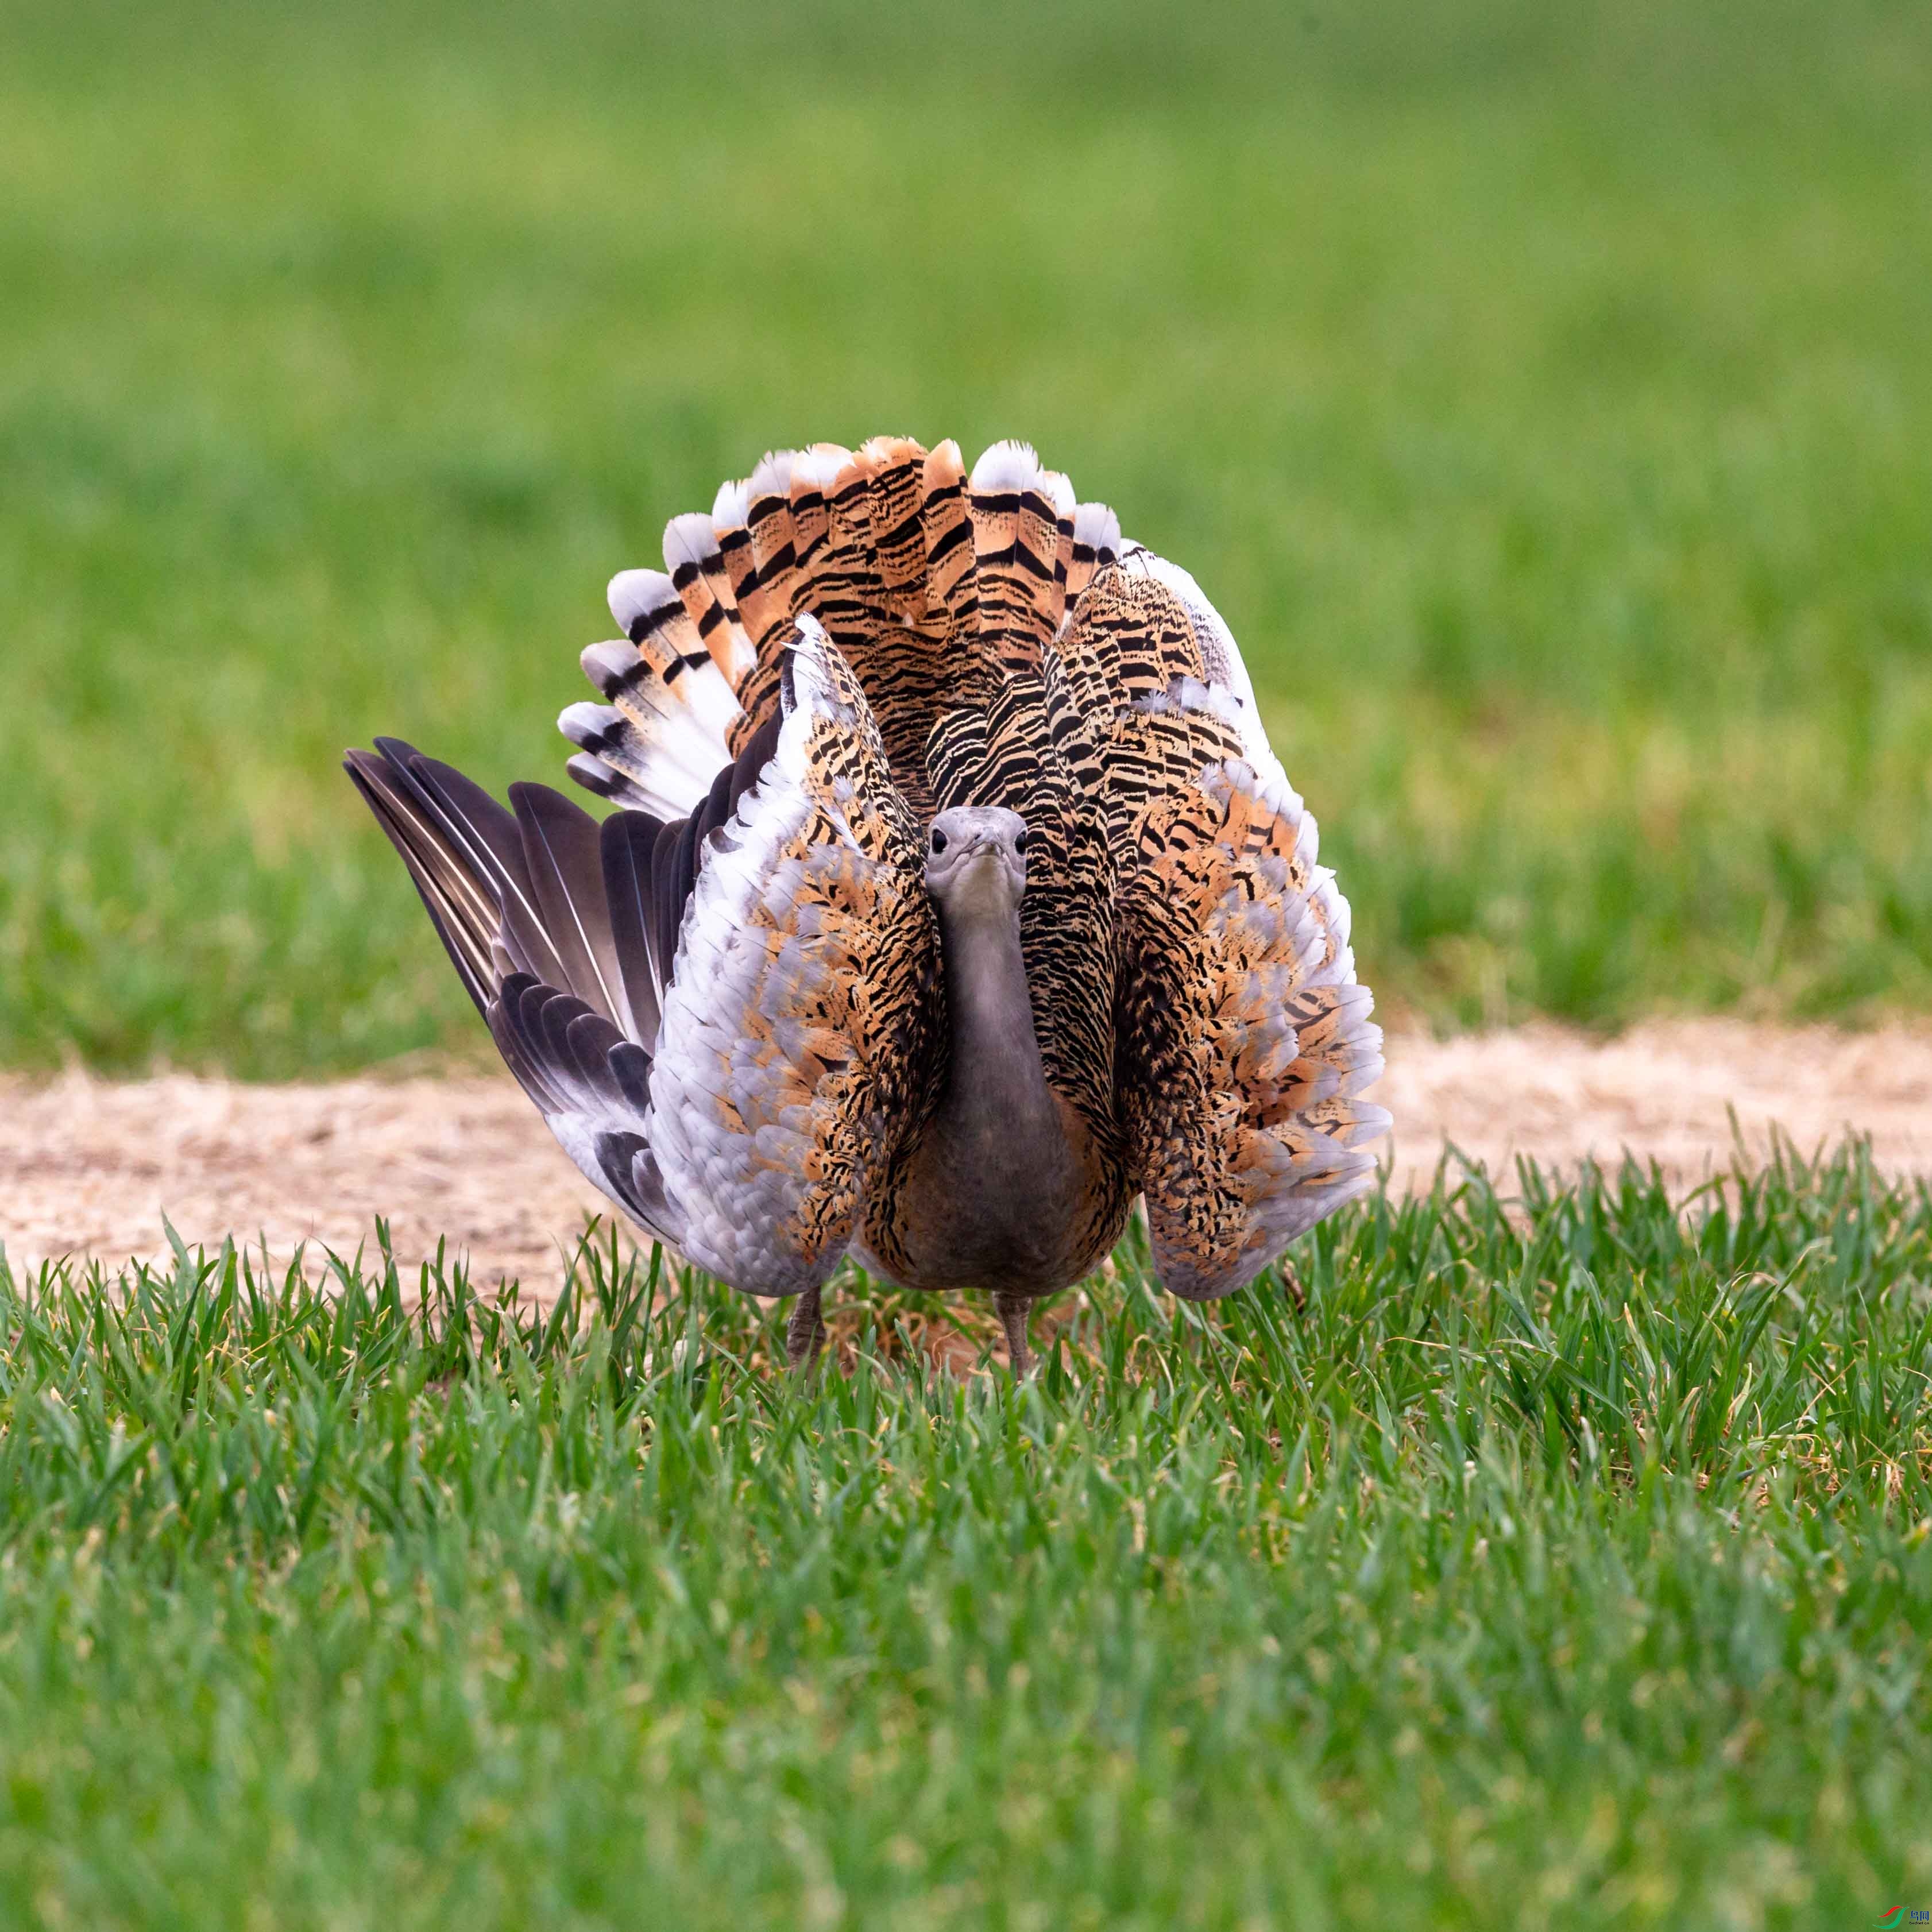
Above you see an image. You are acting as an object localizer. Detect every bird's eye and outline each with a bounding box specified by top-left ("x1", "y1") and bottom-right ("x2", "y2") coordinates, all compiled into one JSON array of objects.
[
  {"x1": 930, "y1": 828, "x2": 948, "y2": 855},
  {"x1": 1013, "y1": 830, "x2": 1029, "y2": 854}
]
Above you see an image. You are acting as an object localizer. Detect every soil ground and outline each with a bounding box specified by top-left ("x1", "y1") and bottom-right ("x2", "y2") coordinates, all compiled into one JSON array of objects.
[{"x1": 5, "y1": 1021, "x2": 1930, "y2": 1297}]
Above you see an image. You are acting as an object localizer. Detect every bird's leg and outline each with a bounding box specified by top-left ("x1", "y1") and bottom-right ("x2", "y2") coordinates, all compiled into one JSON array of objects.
[
  {"x1": 786, "y1": 1282, "x2": 826, "y2": 1370},
  {"x1": 1279, "y1": 1254, "x2": 1307, "y2": 1313},
  {"x1": 994, "y1": 1292, "x2": 1033, "y2": 1376}
]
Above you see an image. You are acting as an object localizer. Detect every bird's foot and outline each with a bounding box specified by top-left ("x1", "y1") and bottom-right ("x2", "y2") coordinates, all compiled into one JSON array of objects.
[{"x1": 786, "y1": 1283, "x2": 826, "y2": 1370}]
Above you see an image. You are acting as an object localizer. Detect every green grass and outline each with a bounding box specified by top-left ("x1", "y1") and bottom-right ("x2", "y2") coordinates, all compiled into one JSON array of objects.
[
  {"x1": 3, "y1": 0, "x2": 1931, "y2": 1073},
  {"x1": 2, "y1": 1149, "x2": 1929, "y2": 1927}
]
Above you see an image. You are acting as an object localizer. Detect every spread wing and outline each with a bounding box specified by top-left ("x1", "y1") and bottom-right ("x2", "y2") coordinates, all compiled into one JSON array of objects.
[
  {"x1": 343, "y1": 739, "x2": 681, "y2": 1240},
  {"x1": 645, "y1": 616, "x2": 945, "y2": 1297},
  {"x1": 1069, "y1": 561, "x2": 1389, "y2": 1301}
]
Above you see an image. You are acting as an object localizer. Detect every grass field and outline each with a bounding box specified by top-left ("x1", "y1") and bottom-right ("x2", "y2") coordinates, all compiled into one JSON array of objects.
[
  {"x1": 2, "y1": 1151, "x2": 1928, "y2": 1927},
  {"x1": 3, "y1": 0, "x2": 1931, "y2": 1074}
]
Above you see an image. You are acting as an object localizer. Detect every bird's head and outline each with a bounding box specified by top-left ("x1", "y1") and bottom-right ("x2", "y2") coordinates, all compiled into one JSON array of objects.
[{"x1": 924, "y1": 806, "x2": 1030, "y2": 919}]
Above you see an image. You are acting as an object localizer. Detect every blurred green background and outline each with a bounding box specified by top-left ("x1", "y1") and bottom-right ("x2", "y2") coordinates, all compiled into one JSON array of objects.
[{"x1": 3, "y1": 0, "x2": 1929, "y2": 1076}]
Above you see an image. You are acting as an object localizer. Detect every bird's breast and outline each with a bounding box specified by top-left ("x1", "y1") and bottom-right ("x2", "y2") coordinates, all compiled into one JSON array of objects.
[{"x1": 859, "y1": 1087, "x2": 1127, "y2": 1299}]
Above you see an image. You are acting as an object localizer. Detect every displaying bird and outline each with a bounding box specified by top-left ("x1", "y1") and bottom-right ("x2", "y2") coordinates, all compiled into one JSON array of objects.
[{"x1": 346, "y1": 437, "x2": 1388, "y2": 1370}]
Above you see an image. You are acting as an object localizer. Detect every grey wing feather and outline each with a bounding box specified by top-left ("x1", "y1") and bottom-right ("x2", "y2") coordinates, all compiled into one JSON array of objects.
[
  {"x1": 509, "y1": 780, "x2": 628, "y2": 1031},
  {"x1": 600, "y1": 807, "x2": 667, "y2": 1046},
  {"x1": 345, "y1": 738, "x2": 683, "y2": 1245}
]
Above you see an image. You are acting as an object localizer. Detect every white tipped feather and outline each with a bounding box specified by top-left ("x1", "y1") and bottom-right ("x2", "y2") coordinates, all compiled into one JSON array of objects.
[
  {"x1": 604, "y1": 573, "x2": 741, "y2": 721},
  {"x1": 1040, "y1": 469, "x2": 1077, "y2": 519},
  {"x1": 663, "y1": 511, "x2": 724, "y2": 575},
  {"x1": 1065, "y1": 499, "x2": 1123, "y2": 604},
  {"x1": 570, "y1": 759, "x2": 704, "y2": 822},
  {"x1": 793, "y1": 443, "x2": 851, "y2": 491},
  {"x1": 607, "y1": 567, "x2": 679, "y2": 638},
  {"x1": 969, "y1": 439, "x2": 1045, "y2": 493},
  {"x1": 579, "y1": 640, "x2": 639, "y2": 697},
  {"x1": 1072, "y1": 500, "x2": 1121, "y2": 554},
  {"x1": 662, "y1": 511, "x2": 758, "y2": 686},
  {"x1": 558, "y1": 698, "x2": 621, "y2": 744},
  {"x1": 557, "y1": 695, "x2": 716, "y2": 817},
  {"x1": 567, "y1": 563, "x2": 740, "y2": 819},
  {"x1": 562, "y1": 751, "x2": 647, "y2": 806},
  {"x1": 602, "y1": 678, "x2": 727, "y2": 782},
  {"x1": 712, "y1": 477, "x2": 750, "y2": 527},
  {"x1": 1134, "y1": 555, "x2": 1246, "y2": 691},
  {"x1": 745, "y1": 449, "x2": 797, "y2": 501}
]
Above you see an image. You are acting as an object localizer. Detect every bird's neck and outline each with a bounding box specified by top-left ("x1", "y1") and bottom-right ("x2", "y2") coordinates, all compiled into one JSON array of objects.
[
  {"x1": 935, "y1": 903, "x2": 1061, "y2": 1145},
  {"x1": 860, "y1": 894, "x2": 1104, "y2": 1299}
]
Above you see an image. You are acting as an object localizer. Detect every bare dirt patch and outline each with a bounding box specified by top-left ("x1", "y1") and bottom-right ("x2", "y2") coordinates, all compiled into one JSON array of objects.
[{"x1": 5, "y1": 1021, "x2": 1930, "y2": 1296}]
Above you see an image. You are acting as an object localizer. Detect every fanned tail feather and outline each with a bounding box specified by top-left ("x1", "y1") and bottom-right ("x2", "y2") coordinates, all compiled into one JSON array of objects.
[
  {"x1": 663, "y1": 510, "x2": 757, "y2": 686},
  {"x1": 564, "y1": 435, "x2": 1129, "y2": 828},
  {"x1": 557, "y1": 567, "x2": 745, "y2": 819},
  {"x1": 967, "y1": 440, "x2": 1075, "y2": 671},
  {"x1": 860, "y1": 435, "x2": 942, "y2": 623},
  {"x1": 919, "y1": 439, "x2": 977, "y2": 636},
  {"x1": 1067, "y1": 500, "x2": 1122, "y2": 606}
]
